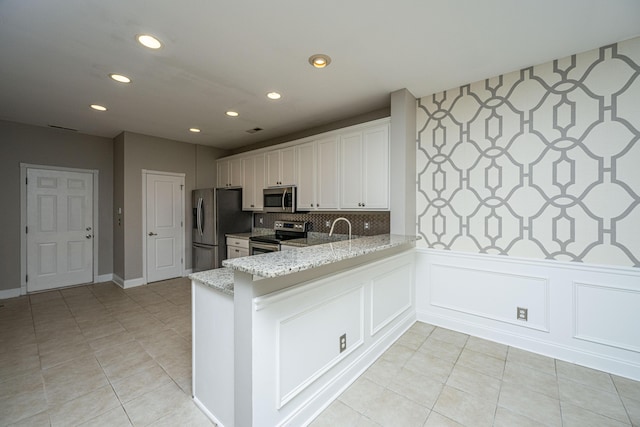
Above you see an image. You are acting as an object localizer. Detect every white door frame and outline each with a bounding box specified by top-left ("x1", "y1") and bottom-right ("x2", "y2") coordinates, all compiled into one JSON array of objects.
[
  {"x1": 20, "y1": 163, "x2": 99, "y2": 295},
  {"x1": 141, "y1": 169, "x2": 186, "y2": 284}
]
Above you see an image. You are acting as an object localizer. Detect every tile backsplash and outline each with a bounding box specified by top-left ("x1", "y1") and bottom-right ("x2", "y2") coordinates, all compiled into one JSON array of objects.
[{"x1": 253, "y1": 212, "x2": 390, "y2": 236}]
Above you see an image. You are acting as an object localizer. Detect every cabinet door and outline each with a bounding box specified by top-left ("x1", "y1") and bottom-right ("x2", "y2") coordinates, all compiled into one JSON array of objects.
[
  {"x1": 340, "y1": 132, "x2": 363, "y2": 209},
  {"x1": 266, "y1": 151, "x2": 281, "y2": 187},
  {"x1": 316, "y1": 137, "x2": 339, "y2": 209},
  {"x1": 217, "y1": 160, "x2": 230, "y2": 187},
  {"x1": 296, "y1": 142, "x2": 316, "y2": 210},
  {"x1": 362, "y1": 125, "x2": 389, "y2": 209},
  {"x1": 230, "y1": 158, "x2": 243, "y2": 187},
  {"x1": 242, "y1": 157, "x2": 255, "y2": 210},
  {"x1": 253, "y1": 153, "x2": 265, "y2": 210},
  {"x1": 280, "y1": 147, "x2": 296, "y2": 185}
]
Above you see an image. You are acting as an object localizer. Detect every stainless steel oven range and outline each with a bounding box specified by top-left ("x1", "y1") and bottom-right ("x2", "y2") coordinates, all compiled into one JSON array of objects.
[{"x1": 249, "y1": 220, "x2": 308, "y2": 255}]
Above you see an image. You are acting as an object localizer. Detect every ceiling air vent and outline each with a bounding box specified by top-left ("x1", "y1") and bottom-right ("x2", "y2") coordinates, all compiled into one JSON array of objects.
[
  {"x1": 246, "y1": 127, "x2": 263, "y2": 134},
  {"x1": 48, "y1": 124, "x2": 78, "y2": 132}
]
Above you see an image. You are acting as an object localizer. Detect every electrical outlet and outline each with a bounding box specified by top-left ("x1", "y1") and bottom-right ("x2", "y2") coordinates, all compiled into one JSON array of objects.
[
  {"x1": 339, "y1": 333, "x2": 347, "y2": 353},
  {"x1": 517, "y1": 307, "x2": 528, "y2": 321},
  {"x1": 325, "y1": 220, "x2": 331, "y2": 228},
  {"x1": 259, "y1": 217, "x2": 264, "y2": 224},
  {"x1": 364, "y1": 222, "x2": 370, "y2": 230}
]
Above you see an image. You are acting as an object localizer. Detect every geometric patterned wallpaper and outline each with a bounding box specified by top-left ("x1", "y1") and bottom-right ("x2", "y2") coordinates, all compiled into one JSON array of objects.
[{"x1": 417, "y1": 36, "x2": 640, "y2": 268}]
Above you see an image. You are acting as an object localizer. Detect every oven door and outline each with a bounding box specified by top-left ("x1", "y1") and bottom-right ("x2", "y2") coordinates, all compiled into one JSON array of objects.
[{"x1": 249, "y1": 240, "x2": 280, "y2": 255}]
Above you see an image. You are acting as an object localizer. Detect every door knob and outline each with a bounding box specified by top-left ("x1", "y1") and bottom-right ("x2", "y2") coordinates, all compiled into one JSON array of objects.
[
  {"x1": 86, "y1": 226, "x2": 92, "y2": 231},
  {"x1": 148, "y1": 232, "x2": 157, "y2": 236},
  {"x1": 86, "y1": 234, "x2": 92, "y2": 239}
]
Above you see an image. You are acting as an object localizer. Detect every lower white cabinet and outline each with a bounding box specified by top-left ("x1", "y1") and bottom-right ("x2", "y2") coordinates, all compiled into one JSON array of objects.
[{"x1": 226, "y1": 237, "x2": 249, "y2": 259}]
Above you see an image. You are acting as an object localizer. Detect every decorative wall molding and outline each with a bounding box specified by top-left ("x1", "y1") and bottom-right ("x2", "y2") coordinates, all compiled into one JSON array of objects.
[
  {"x1": 417, "y1": 37, "x2": 640, "y2": 268},
  {"x1": 415, "y1": 249, "x2": 640, "y2": 380},
  {"x1": 573, "y1": 281, "x2": 640, "y2": 352}
]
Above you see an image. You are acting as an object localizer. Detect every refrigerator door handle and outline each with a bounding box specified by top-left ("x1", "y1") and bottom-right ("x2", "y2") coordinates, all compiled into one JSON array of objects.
[{"x1": 197, "y1": 197, "x2": 204, "y2": 236}]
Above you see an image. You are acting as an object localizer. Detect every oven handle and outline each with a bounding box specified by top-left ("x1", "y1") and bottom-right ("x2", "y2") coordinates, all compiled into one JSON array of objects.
[{"x1": 250, "y1": 241, "x2": 280, "y2": 253}]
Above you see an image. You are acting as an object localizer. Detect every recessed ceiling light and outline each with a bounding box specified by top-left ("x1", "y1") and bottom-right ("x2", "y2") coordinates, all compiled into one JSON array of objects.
[
  {"x1": 189, "y1": 128, "x2": 201, "y2": 133},
  {"x1": 226, "y1": 111, "x2": 239, "y2": 117},
  {"x1": 90, "y1": 104, "x2": 107, "y2": 111},
  {"x1": 136, "y1": 34, "x2": 162, "y2": 49},
  {"x1": 309, "y1": 54, "x2": 331, "y2": 69},
  {"x1": 109, "y1": 73, "x2": 131, "y2": 83},
  {"x1": 266, "y1": 92, "x2": 281, "y2": 100}
]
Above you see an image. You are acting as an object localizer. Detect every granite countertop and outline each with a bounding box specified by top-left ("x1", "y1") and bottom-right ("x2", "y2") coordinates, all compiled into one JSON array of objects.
[
  {"x1": 223, "y1": 234, "x2": 419, "y2": 278},
  {"x1": 189, "y1": 267, "x2": 234, "y2": 296},
  {"x1": 225, "y1": 232, "x2": 253, "y2": 240}
]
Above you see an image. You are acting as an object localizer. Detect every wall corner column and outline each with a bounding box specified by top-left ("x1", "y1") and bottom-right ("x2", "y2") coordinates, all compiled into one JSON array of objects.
[{"x1": 390, "y1": 88, "x2": 417, "y2": 235}]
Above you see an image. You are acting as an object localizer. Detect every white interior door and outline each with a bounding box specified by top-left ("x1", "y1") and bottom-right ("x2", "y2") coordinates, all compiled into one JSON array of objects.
[
  {"x1": 26, "y1": 168, "x2": 93, "y2": 292},
  {"x1": 146, "y1": 173, "x2": 184, "y2": 283}
]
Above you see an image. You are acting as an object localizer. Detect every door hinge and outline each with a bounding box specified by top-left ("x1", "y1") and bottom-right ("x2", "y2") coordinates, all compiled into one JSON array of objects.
[
  {"x1": 25, "y1": 177, "x2": 28, "y2": 185},
  {"x1": 181, "y1": 258, "x2": 183, "y2": 264},
  {"x1": 180, "y1": 184, "x2": 184, "y2": 190},
  {"x1": 181, "y1": 221, "x2": 183, "y2": 227},
  {"x1": 25, "y1": 226, "x2": 28, "y2": 234},
  {"x1": 25, "y1": 274, "x2": 28, "y2": 282}
]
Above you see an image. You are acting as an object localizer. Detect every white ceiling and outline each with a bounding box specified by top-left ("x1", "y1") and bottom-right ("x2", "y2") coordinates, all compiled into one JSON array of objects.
[{"x1": 1, "y1": 1, "x2": 639, "y2": 150}]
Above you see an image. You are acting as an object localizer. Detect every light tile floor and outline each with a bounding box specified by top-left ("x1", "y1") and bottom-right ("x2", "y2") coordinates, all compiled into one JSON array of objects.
[{"x1": 1, "y1": 278, "x2": 639, "y2": 426}]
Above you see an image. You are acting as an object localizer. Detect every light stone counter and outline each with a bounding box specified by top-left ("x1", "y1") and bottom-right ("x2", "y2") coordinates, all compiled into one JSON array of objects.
[
  {"x1": 189, "y1": 267, "x2": 234, "y2": 296},
  {"x1": 222, "y1": 234, "x2": 419, "y2": 278}
]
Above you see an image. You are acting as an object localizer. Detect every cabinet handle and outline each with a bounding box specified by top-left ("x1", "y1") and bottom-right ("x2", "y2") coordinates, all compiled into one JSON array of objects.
[
  {"x1": 235, "y1": 249, "x2": 239, "y2": 252},
  {"x1": 362, "y1": 203, "x2": 365, "y2": 207},
  {"x1": 316, "y1": 204, "x2": 319, "y2": 207},
  {"x1": 310, "y1": 203, "x2": 313, "y2": 207}
]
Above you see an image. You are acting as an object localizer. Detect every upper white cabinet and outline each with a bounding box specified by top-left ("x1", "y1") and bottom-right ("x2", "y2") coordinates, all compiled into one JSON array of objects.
[
  {"x1": 296, "y1": 137, "x2": 339, "y2": 211},
  {"x1": 266, "y1": 147, "x2": 295, "y2": 187},
  {"x1": 217, "y1": 158, "x2": 243, "y2": 188},
  {"x1": 340, "y1": 124, "x2": 389, "y2": 210},
  {"x1": 242, "y1": 154, "x2": 265, "y2": 211}
]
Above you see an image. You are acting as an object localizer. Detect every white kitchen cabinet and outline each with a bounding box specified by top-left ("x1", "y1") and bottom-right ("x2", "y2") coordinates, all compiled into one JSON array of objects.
[
  {"x1": 217, "y1": 157, "x2": 243, "y2": 188},
  {"x1": 226, "y1": 236, "x2": 249, "y2": 259},
  {"x1": 266, "y1": 147, "x2": 295, "y2": 187},
  {"x1": 242, "y1": 154, "x2": 265, "y2": 211},
  {"x1": 340, "y1": 124, "x2": 389, "y2": 210},
  {"x1": 296, "y1": 137, "x2": 339, "y2": 211}
]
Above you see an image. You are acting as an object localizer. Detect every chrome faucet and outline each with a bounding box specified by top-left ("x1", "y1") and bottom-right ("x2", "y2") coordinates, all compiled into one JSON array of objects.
[{"x1": 329, "y1": 217, "x2": 352, "y2": 240}]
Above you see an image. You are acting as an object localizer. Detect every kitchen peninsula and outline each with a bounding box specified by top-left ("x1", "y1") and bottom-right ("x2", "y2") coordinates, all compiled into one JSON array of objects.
[{"x1": 190, "y1": 234, "x2": 419, "y2": 427}]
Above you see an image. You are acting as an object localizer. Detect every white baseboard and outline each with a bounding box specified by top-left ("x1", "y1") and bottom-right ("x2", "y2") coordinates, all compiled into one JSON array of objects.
[
  {"x1": 193, "y1": 397, "x2": 225, "y2": 427},
  {"x1": 112, "y1": 274, "x2": 124, "y2": 288},
  {"x1": 0, "y1": 288, "x2": 22, "y2": 300},
  {"x1": 96, "y1": 274, "x2": 113, "y2": 283}
]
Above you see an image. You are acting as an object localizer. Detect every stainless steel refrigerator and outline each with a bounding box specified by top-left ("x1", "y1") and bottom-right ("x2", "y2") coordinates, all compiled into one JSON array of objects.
[{"x1": 192, "y1": 188, "x2": 252, "y2": 272}]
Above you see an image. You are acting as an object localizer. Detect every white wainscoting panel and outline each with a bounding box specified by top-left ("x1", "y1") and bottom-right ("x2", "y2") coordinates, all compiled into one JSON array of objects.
[
  {"x1": 430, "y1": 263, "x2": 549, "y2": 331},
  {"x1": 278, "y1": 286, "x2": 364, "y2": 408},
  {"x1": 416, "y1": 248, "x2": 640, "y2": 381},
  {"x1": 574, "y1": 282, "x2": 640, "y2": 353},
  {"x1": 370, "y1": 262, "x2": 413, "y2": 336},
  {"x1": 247, "y1": 250, "x2": 416, "y2": 427}
]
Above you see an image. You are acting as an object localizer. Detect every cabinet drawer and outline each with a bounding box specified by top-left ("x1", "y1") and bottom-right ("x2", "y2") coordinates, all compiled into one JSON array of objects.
[{"x1": 226, "y1": 237, "x2": 249, "y2": 249}]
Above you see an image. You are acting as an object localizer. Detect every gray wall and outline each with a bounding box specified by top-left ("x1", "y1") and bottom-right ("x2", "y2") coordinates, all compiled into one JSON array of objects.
[
  {"x1": 113, "y1": 133, "x2": 125, "y2": 281},
  {"x1": 117, "y1": 132, "x2": 227, "y2": 281},
  {"x1": 0, "y1": 120, "x2": 114, "y2": 292}
]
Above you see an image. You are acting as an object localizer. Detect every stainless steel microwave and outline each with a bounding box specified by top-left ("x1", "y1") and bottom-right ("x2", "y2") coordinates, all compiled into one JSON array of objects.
[{"x1": 263, "y1": 186, "x2": 296, "y2": 213}]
